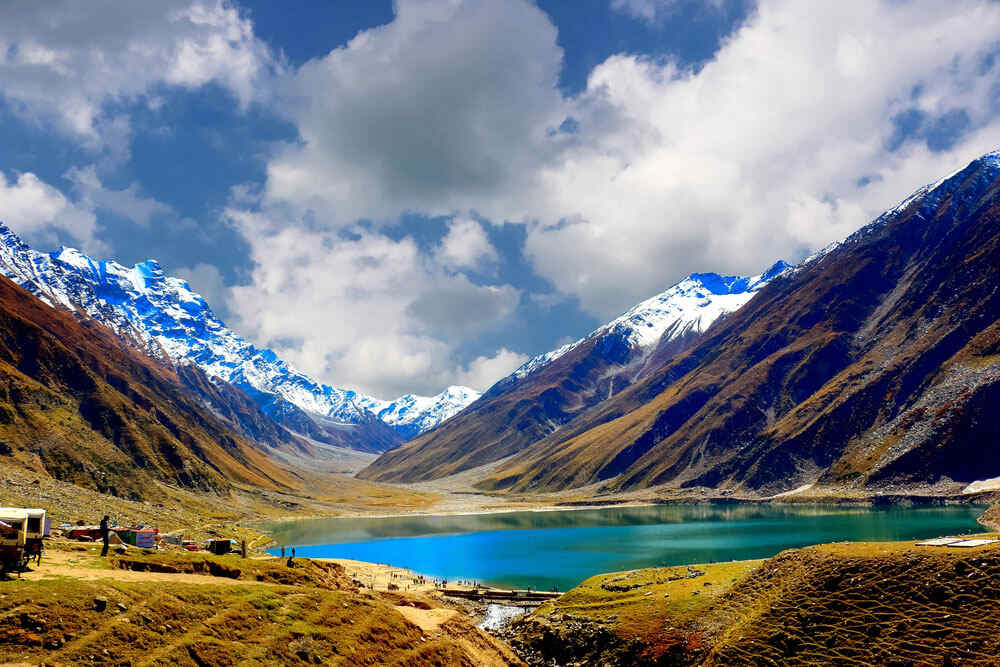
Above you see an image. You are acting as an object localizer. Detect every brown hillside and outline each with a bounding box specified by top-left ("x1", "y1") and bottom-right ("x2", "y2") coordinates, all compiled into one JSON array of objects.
[
  {"x1": 0, "y1": 273, "x2": 296, "y2": 500},
  {"x1": 359, "y1": 324, "x2": 701, "y2": 484},
  {"x1": 508, "y1": 538, "x2": 1000, "y2": 666},
  {"x1": 482, "y1": 153, "x2": 1000, "y2": 495}
]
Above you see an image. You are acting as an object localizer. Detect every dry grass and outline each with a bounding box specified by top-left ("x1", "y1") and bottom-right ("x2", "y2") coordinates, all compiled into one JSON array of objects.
[
  {"x1": 536, "y1": 560, "x2": 760, "y2": 645},
  {"x1": 0, "y1": 548, "x2": 521, "y2": 666},
  {"x1": 511, "y1": 534, "x2": 1000, "y2": 666},
  {"x1": 705, "y1": 538, "x2": 1000, "y2": 666}
]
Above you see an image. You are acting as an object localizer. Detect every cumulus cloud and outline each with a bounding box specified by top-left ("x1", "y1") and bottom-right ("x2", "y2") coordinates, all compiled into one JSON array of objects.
[
  {"x1": 514, "y1": 0, "x2": 1000, "y2": 316},
  {"x1": 0, "y1": 171, "x2": 103, "y2": 253},
  {"x1": 0, "y1": 0, "x2": 274, "y2": 152},
  {"x1": 262, "y1": 0, "x2": 568, "y2": 224},
  {"x1": 453, "y1": 348, "x2": 530, "y2": 391},
  {"x1": 435, "y1": 218, "x2": 498, "y2": 270},
  {"x1": 224, "y1": 207, "x2": 526, "y2": 398},
  {"x1": 250, "y1": 0, "x2": 1000, "y2": 325},
  {"x1": 13, "y1": 0, "x2": 1000, "y2": 400}
]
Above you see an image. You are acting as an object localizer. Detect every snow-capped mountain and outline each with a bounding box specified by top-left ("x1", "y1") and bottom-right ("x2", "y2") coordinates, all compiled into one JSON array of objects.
[
  {"x1": 509, "y1": 260, "x2": 792, "y2": 383},
  {"x1": 360, "y1": 259, "x2": 793, "y2": 483},
  {"x1": 0, "y1": 224, "x2": 479, "y2": 444},
  {"x1": 470, "y1": 148, "x2": 1000, "y2": 496},
  {"x1": 363, "y1": 386, "x2": 482, "y2": 440}
]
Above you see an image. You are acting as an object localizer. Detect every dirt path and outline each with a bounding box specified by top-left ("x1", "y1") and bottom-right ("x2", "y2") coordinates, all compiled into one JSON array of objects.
[
  {"x1": 21, "y1": 563, "x2": 273, "y2": 586},
  {"x1": 19, "y1": 549, "x2": 278, "y2": 587},
  {"x1": 393, "y1": 605, "x2": 459, "y2": 632}
]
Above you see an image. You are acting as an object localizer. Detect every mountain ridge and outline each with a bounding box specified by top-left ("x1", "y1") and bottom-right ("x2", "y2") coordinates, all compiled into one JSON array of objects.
[
  {"x1": 477, "y1": 149, "x2": 1000, "y2": 496},
  {"x1": 359, "y1": 260, "x2": 792, "y2": 483},
  {"x1": 0, "y1": 271, "x2": 296, "y2": 499},
  {"x1": 0, "y1": 226, "x2": 479, "y2": 451}
]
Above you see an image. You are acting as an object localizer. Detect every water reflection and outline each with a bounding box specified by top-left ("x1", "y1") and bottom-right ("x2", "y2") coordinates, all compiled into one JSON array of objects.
[{"x1": 261, "y1": 503, "x2": 984, "y2": 550}]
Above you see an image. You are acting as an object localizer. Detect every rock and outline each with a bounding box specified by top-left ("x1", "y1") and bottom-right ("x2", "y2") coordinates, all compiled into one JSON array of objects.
[
  {"x1": 93, "y1": 597, "x2": 107, "y2": 612},
  {"x1": 20, "y1": 612, "x2": 45, "y2": 632},
  {"x1": 116, "y1": 602, "x2": 128, "y2": 612}
]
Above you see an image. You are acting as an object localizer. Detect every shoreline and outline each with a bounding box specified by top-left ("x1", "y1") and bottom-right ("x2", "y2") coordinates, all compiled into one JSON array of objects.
[{"x1": 253, "y1": 489, "x2": 997, "y2": 527}]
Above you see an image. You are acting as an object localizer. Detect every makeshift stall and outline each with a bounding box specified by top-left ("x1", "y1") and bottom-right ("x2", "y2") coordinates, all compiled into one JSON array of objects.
[{"x1": 0, "y1": 508, "x2": 29, "y2": 576}]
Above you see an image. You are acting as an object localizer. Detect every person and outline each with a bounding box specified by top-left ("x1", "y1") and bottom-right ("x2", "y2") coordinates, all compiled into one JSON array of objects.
[{"x1": 99, "y1": 515, "x2": 110, "y2": 557}]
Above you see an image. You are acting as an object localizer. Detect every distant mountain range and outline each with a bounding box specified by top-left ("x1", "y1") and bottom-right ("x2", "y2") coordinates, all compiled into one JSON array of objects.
[
  {"x1": 359, "y1": 260, "x2": 792, "y2": 483},
  {"x1": 0, "y1": 226, "x2": 479, "y2": 451},
  {"x1": 3, "y1": 150, "x2": 998, "y2": 502}
]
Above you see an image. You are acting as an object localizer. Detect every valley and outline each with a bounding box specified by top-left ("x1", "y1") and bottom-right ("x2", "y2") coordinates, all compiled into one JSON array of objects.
[{"x1": 1, "y1": 149, "x2": 1000, "y2": 666}]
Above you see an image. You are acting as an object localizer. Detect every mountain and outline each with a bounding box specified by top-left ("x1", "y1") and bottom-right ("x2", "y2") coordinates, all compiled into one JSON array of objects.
[
  {"x1": 0, "y1": 271, "x2": 296, "y2": 500},
  {"x1": 478, "y1": 150, "x2": 1000, "y2": 496},
  {"x1": 364, "y1": 386, "x2": 482, "y2": 440},
  {"x1": 360, "y1": 260, "x2": 791, "y2": 483},
  {"x1": 0, "y1": 226, "x2": 479, "y2": 452}
]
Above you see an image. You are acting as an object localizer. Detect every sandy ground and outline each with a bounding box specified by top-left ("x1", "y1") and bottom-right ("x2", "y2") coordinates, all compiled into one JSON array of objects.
[
  {"x1": 18, "y1": 548, "x2": 276, "y2": 587},
  {"x1": 321, "y1": 557, "x2": 441, "y2": 592},
  {"x1": 394, "y1": 606, "x2": 459, "y2": 632}
]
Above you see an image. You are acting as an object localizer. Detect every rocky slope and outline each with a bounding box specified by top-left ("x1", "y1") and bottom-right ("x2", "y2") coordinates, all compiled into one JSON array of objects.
[
  {"x1": 481, "y1": 150, "x2": 1000, "y2": 496},
  {"x1": 0, "y1": 273, "x2": 296, "y2": 500},
  {"x1": 360, "y1": 262, "x2": 790, "y2": 483},
  {"x1": 0, "y1": 224, "x2": 478, "y2": 451}
]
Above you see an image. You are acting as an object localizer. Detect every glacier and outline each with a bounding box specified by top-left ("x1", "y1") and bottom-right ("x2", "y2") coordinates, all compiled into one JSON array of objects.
[{"x1": 0, "y1": 224, "x2": 479, "y2": 439}]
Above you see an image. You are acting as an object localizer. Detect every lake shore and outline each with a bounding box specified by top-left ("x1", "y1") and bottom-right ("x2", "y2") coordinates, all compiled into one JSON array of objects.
[
  {"x1": 259, "y1": 503, "x2": 989, "y2": 593},
  {"x1": 255, "y1": 485, "x2": 1000, "y2": 525}
]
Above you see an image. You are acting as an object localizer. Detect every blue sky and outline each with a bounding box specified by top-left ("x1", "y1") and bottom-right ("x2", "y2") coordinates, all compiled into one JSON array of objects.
[{"x1": 1, "y1": 0, "x2": 999, "y2": 398}]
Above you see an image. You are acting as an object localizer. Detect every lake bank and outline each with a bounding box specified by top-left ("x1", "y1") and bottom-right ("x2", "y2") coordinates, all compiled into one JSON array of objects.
[{"x1": 260, "y1": 503, "x2": 987, "y2": 592}]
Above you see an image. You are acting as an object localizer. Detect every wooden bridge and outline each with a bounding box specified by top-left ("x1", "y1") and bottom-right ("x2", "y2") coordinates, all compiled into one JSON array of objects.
[{"x1": 439, "y1": 587, "x2": 562, "y2": 604}]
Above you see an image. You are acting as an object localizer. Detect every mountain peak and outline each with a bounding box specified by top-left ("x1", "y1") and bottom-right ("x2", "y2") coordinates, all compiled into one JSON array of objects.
[
  {"x1": 508, "y1": 259, "x2": 792, "y2": 383},
  {"x1": 0, "y1": 225, "x2": 479, "y2": 441}
]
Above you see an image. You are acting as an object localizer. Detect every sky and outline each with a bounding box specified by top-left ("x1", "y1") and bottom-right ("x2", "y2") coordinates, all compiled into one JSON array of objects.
[{"x1": 1, "y1": 0, "x2": 1000, "y2": 399}]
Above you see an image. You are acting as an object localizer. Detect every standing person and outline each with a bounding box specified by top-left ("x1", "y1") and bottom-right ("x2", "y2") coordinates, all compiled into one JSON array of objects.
[{"x1": 99, "y1": 515, "x2": 110, "y2": 557}]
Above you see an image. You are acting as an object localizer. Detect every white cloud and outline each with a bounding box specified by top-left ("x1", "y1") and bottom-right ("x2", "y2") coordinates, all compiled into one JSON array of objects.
[
  {"x1": 513, "y1": 0, "x2": 1000, "y2": 317},
  {"x1": 262, "y1": 0, "x2": 568, "y2": 224},
  {"x1": 453, "y1": 348, "x2": 530, "y2": 391},
  {"x1": 0, "y1": 0, "x2": 274, "y2": 152},
  {"x1": 0, "y1": 171, "x2": 103, "y2": 253},
  {"x1": 224, "y1": 206, "x2": 524, "y2": 398},
  {"x1": 66, "y1": 165, "x2": 172, "y2": 226},
  {"x1": 610, "y1": 0, "x2": 723, "y2": 24},
  {"x1": 436, "y1": 218, "x2": 498, "y2": 270},
  {"x1": 250, "y1": 0, "x2": 1000, "y2": 325}
]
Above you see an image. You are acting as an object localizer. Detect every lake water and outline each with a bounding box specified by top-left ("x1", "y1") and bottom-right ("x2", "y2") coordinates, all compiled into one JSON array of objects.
[{"x1": 261, "y1": 503, "x2": 985, "y2": 591}]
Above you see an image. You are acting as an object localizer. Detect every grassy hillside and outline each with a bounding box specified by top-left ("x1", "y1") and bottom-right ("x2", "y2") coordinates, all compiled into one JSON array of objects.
[
  {"x1": 0, "y1": 548, "x2": 520, "y2": 666},
  {"x1": 507, "y1": 536, "x2": 1000, "y2": 665}
]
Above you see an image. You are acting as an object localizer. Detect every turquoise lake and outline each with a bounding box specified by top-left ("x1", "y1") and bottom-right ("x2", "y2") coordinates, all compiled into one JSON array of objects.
[{"x1": 261, "y1": 504, "x2": 985, "y2": 592}]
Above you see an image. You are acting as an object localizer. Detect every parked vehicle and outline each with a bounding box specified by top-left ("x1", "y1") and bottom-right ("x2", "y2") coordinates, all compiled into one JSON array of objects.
[
  {"x1": 23, "y1": 508, "x2": 48, "y2": 565},
  {"x1": 0, "y1": 508, "x2": 29, "y2": 576}
]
